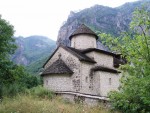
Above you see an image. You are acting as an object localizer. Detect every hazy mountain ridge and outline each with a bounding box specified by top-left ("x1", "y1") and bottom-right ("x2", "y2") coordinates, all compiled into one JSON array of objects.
[
  {"x1": 12, "y1": 36, "x2": 56, "y2": 67},
  {"x1": 57, "y1": 0, "x2": 150, "y2": 46}
]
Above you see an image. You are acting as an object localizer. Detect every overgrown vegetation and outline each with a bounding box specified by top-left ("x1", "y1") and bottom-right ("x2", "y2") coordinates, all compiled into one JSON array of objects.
[
  {"x1": 25, "y1": 55, "x2": 49, "y2": 75},
  {"x1": 12, "y1": 36, "x2": 56, "y2": 74},
  {"x1": 0, "y1": 86, "x2": 114, "y2": 113},
  {"x1": 99, "y1": 7, "x2": 150, "y2": 113},
  {"x1": 25, "y1": 85, "x2": 54, "y2": 99}
]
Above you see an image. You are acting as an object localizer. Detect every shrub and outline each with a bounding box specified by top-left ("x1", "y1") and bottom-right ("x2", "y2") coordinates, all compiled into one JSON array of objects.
[
  {"x1": 26, "y1": 85, "x2": 54, "y2": 99},
  {"x1": 0, "y1": 84, "x2": 2, "y2": 99},
  {"x1": 1, "y1": 83, "x2": 26, "y2": 98}
]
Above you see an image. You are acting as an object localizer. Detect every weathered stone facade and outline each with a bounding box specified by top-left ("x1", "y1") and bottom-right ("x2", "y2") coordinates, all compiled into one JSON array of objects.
[
  {"x1": 42, "y1": 24, "x2": 123, "y2": 105},
  {"x1": 43, "y1": 75, "x2": 72, "y2": 91},
  {"x1": 86, "y1": 51, "x2": 114, "y2": 68},
  {"x1": 71, "y1": 34, "x2": 97, "y2": 49}
]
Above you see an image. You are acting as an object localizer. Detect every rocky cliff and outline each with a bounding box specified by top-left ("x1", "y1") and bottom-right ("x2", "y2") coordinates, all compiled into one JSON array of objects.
[{"x1": 57, "y1": 0, "x2": 150, "y2": 47}]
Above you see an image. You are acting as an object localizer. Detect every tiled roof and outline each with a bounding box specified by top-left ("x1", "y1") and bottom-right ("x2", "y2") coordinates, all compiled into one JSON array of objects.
[
  {"x1": 42, "y1": 59, "x2": 73, "y2": 75},
  {"x1": 69, "y1": 24, "x2": 98, "y2": 40},
  {"x1": 63, "y1": 46, "x2": 96, "y2": 63}
]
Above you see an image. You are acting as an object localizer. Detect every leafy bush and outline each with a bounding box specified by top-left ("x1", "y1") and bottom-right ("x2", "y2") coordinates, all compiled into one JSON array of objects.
[
  {"x1": 18, "y1": 73, "x2": 42, "y2": 89},
  {"x1": 1, "y1": 83, "x2": 26, "y2": 97},
  {"x1": 0, "y1": 84, "x2": 3, "y2": 99},
  {"x1": 26, "y1": 86, "x2": 54, "y2": 99},
  {"x1": 0, "y1": 66, "x2": 42, "y2": 98}
]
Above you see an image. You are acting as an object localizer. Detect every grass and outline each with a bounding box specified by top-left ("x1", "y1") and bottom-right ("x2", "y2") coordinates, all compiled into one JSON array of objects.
[
  {"x1": 0, "y1": 86, "x2": 119, "y2": 113},
  {"x1": 0, "y1": 95, "x2": 113, "y2": 113}
]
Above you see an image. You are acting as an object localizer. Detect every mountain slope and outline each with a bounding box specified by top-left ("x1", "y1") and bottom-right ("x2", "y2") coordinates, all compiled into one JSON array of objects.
[
  {"x1": 12, "y1": 36, "x2": 56, "y2": 66},
  {"x1": 57, "y1": 0, "x2": 150, "y2": 46}
]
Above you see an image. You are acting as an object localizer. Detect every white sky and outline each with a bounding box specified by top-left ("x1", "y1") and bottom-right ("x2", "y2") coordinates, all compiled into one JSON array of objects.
[{"x1": 0, "y1": 0, "x2": 138, "y2": 41}]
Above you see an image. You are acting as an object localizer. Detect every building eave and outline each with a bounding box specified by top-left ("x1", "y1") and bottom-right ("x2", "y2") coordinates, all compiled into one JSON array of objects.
[
  {"x1": 91, "y1": 66, "x2": 121, "y2": 74},
  {"x1": 41, "y1": 72, "x2": 73, "y2": 76},
  {"x1": 81, "y1": 48, "x2": 120, "y2": 57},
  {"x1": 69, "y1": 33, "x2": 98, "y2": 40}
]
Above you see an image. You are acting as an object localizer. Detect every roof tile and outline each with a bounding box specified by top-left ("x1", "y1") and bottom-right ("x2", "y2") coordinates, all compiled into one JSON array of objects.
[
  {"x1": 69, "y1": 24, "x2": 98, "y2": 40},
  {"x1": 42, "y1": 59, "x2": 73, "y2": 75}
]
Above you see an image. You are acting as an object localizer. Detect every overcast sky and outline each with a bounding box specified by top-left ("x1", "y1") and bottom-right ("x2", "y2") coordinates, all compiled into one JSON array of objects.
[{"x1": 0, "y1": 0, "x2": 139, "y2": 40}]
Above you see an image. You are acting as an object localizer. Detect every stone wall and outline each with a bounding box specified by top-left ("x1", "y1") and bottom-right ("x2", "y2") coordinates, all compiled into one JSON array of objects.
[
  {"x1": 78, "y1": 65, "x2": 120, "y2": 97},
  {"x1": 45, "y1": 47, "x2": 79, "y2": 69},
  {"x1": 71, "y1": 34, "x2": 97, "y2": 49},
  {"x1": 80, "y1": 62, "x2": 102, "y2": 95},
  {"x1": 79, "y1": 53, "x2": 119, "y2": 96},
  {"x1": 58, "y1": 93, "x2": 108, "y2": 106},
  {"x1": 43, "y1": 74, "x2": 72, "y2": 91},
  {"x1": 86, "y1": 51, "x2": 114, "y2": 68},
  {"x1": 96, "y1": 71, "x2": 120, "y2": 97},
  {"x1": 80, "y1": 62, "x2": 93, "y2": 94},
  {"x1": 44, "y1": 47, "x2": 82, "y2": 92}
]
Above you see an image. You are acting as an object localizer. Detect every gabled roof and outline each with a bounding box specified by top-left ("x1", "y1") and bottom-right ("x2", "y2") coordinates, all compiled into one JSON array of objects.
[
  {"x1": 42, "y1": 59, "x2": 73, "y2": 76},
  {"x1": 63, "y1": 46, "x2": 96, "y2": 63},
  {"x1": 43, "y1": 45, "x2": 96, "y2": 68},
  {"x1": 69, "y1": 24, "x2": 98, "y2": 40}
]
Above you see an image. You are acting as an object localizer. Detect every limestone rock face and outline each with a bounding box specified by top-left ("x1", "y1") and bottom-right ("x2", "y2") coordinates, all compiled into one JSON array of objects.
[{"x1": 57, "y1": 1, "x2": 150, "y2": 49}]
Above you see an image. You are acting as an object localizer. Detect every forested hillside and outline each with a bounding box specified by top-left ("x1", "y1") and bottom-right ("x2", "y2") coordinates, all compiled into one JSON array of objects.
[
  {"x1": 12, "y1": 36, "x2": 56, "y2": 74},
  {"x1": 12, "y1": 36, "x2": 56, "y2": 66}
]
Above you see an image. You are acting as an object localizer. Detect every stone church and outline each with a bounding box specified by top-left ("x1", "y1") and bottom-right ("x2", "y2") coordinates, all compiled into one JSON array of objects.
[{"x1": 41, "y1": 24, "x2": 123, "y2": 105}]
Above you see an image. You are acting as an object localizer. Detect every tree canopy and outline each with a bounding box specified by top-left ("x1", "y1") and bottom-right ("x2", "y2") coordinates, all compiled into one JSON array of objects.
[
  {"x1": 99, "y1": 7, "x2": 150, "y2": 113},
  {"x1": 0, "y1": 17, "x2": 40, "y2": 98},
  {"x1": 0, "y1": 16, "x2": 16, "y2": 84}
]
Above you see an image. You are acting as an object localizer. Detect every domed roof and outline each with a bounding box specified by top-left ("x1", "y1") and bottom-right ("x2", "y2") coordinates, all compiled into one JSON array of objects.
[{"x1": 69, "y1": 24, "x2": 98, "y2": 40}]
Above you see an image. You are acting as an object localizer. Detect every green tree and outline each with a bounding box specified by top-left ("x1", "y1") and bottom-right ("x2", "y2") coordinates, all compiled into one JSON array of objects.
[
  {"x1": 99, "y1": 7, "x2": 150, "y2": 113},
  {"x1": 0, "y1": 16, "x2": 17, "y2": 82},
  {"x1": 0, "y1": 16, "x2": 16, "y2": 98},
  {"x1": 0, "y1": 16, "x2": 41, "y2": 98}
]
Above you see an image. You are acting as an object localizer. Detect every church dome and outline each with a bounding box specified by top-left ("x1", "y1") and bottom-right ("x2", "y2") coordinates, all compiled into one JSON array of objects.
[{"x1": 69, "y1": 24, "x2": 98, "y2": 40}]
